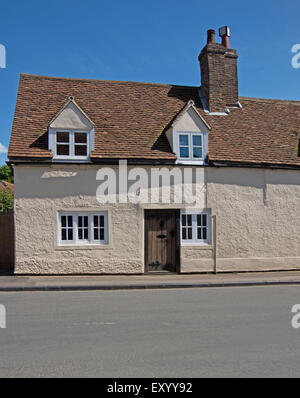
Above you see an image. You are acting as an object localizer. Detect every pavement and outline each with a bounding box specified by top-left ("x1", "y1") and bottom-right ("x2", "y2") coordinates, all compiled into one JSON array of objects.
[
  {"x1": 1, "y1": 286, "x2": 300, "y2": 377},
  {"x1": 1, "y1": 270, "x2": 300, "y2": 291}
]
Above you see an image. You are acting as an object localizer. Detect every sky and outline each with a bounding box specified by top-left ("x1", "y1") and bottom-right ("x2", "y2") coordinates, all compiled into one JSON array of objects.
[{"x1": 0, "y1": 0, "x2": 299, "y2": 165}]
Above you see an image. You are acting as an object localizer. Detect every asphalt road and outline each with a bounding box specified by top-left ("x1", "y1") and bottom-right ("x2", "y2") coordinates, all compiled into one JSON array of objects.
[{"x1": 0, "y1": 286, "x2": 300, "y2": 377}]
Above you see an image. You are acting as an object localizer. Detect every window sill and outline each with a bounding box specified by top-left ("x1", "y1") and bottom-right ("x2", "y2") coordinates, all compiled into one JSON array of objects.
[
  {"x1": 176, "y1": 159, "x2": 206, "y2": 165},
  {"x1": 52, "y1": 158, "x2": 91, "y2": 163},
  {"x1": 55, "y1": 243, "x2": 112, "y2": 250},
  {"x1": 180, "y1": 242, "x2": 212, "y2": 249}
]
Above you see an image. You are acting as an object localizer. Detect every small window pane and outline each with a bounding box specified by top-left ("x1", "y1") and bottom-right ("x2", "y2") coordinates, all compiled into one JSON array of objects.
[
  {"x1": 179, "y1": 135, "x2": 188, "y2": 146},
  {"x1": 75, "y1": 145, "x2": 87, "y2": 156},
  {"x1": 75, "y1": 133, "x2": 87, "y2": 144},
  {"x1": 94, "y1": 229, "x2": 99, "y2": 240},
  {"x1": 193, "y1": 135, "x2": 202, "y2": 146},
  {"x1": 182, "y1": 229, "x2": 187, "y2": 240},
  {"x1": 78, "y1": 229, "x2": 83, "y2": 240},
  {"x1": 61, "y1": 229, "x2": 67, "y2": 241},
  {"x1": 188, "y1": 228, "x2": 192, "y2": 240},
  {"x1": 180, "y1": 147, "x2": 189, "y2": 158},
  {"x1": 56, "y1": 132, "x2": 69, "y2": 143},
  {"x1": 203, "y1": 228, "x2": 207, "y2": 240},
  {"x1": 84, "y1": 229, "x2": 88, "y2": 240},
  {"x1": 193, "y1": 147, "x2": 202, "y2": 158},
  {"x1": 100, "y1": 229, "x2": 104, "y2": 240},
  {"x1": 68, "y1": 229, "x2": 73, "y2": 240},
  {"x1": 202, "y1": 215, "x2": 207, "y2": 227},
  {"x1": 197, "y1": 228, "x2": 202, "y2": 240},
  {"x1": 94, "y1": 216, "x2": 98, "y2": 227},
  {"x1": 84, "y1": 216, "x2": 88, "y2": 228},
  {"x1": 99, "y1": 216, "x2": 104, "y2": 228},
  {"x1": 182, "y1": 215, "x2": 186, "y2": 226},
  {"x1": 61, "y1": 216, "x2": 66, "y2": 228},
  {"x1": 187, "y1": 215, "x2": 192, "y2": 226},
  {"x1": 68, "y1": 216, "x2": 73, "y2": 227},
  {"x1": 57, "y1": 144, "x2": 70, "y2": 156}
]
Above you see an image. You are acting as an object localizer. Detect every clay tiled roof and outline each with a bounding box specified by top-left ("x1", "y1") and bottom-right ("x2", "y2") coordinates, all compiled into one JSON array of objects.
[
  {"x1": 8, "y1": 73, "x2": 300, "y2": 167},
  {"x1": 0, "y1": 181, "x2": 14, "y2": 193}
]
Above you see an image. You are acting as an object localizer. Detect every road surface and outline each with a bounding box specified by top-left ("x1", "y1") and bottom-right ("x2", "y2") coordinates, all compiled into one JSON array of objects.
[{"x1": 0, "y1": 286, "x2": 299, "y2": 377}]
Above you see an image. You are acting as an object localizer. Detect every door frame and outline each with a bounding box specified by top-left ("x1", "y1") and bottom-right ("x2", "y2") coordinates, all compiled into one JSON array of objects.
[{"x1": 144, "y1": 209, "x2": 180, "y2": 274}]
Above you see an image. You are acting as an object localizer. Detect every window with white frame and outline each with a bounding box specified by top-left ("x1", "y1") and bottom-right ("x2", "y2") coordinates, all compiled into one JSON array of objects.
[
  {"x1": 181, "y1": 211, "x2": 210, "y2": 244},
  {"x1": 178, "y1": 133, "x2": 204, "y2": 161},
  {"x1": 54, "y1": 130, "x2": 90, "y2": 159},
  {"x1": 58, "y1": 212, "x2": 108, "y2": 245}
]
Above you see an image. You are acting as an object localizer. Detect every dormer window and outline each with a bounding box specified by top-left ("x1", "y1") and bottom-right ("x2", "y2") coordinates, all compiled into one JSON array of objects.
[
  {"x1": 179, "y1": 133, "x2": 203, "y2": 160},
  {"x1": 165, "y1": 100, "x2": 210, "y2": 165},
  {"x1": 48, "y1": 97, "x2": 94, "y2": 162},
  {"x1": 55, "y1": 130, "x2": 89, "y2": 159}
]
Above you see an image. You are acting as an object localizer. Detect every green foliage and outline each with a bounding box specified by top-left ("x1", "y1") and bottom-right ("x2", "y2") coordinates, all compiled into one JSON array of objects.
[
  {"x1": 0, "y1": 165, "x2": 13, "y2": 183},
  {"x1": 0, "y1": 188, "x2": 13, "y2": 213}
]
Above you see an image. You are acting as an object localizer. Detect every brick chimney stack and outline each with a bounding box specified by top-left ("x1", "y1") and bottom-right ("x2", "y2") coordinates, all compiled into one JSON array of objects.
[{"x1": 198, "y1": 26, "x2": 239, "y2": 112}]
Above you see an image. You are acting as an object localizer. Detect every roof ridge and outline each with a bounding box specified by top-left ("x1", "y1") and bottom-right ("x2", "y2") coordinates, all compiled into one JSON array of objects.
[
  {"x1": 20, "y1": 73, "x2": 198, "y2": 89},
  {"x1": 239, "y1": 96, "x2": 300, "y2": 105}
]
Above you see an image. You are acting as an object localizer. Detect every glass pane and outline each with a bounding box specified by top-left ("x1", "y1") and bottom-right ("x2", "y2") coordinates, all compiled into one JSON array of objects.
[
  {"x1": 84, "y1": 216, "x2": 88, "y2": 228},
  {"x1": 94, "y1": 216, "x2": 98, "y2": 227},
  {"x1": 188, "y1": 228, "x2": 192, "y2": 240},
  {"x1": 75, "y1": 133, "x2": 87, "y2": 144},
  {"x1": 193, "y1": 135, "x2": 202, "y2": 146},
  {"x1": 202, "y1": 215, "x2": 207, "y2": 227},
  {"x1": 197, "y1": 228, "x2": 202, "y2": 240},
  {"x1": 84, "y1": 228, "x2": 88, "y2": 240},
  {"x1": 78, "y1": 216, "x2": 82, "y2": 228},
  {"x1": 75, "y1": 145, "x2": 87, "y2": 156},
  {"x1": 179, "y1": 135, "x2": 188, "y2": 146},
  {"x1": 187, "y1": 215, "x2": 192, "y2": 226},
  {"x1": 94, "y1": 228, "x2": 99, "y2": 240},
  {"x1": 100, "y1": 229, "x2": 104, "y2": 240},
  {"x1": 57, "y1": 144, "x2": 69, "y2": 156},
  {"x1": 68, "y1": 229, "x2": 73, "y2": 240},
  {"x1": 68, "y1": 216, "x2": 73, "y2": 227},
  {"x1": 182, "y1": 228, "x2": 186, "y2": 240},
  {"x1": 197, "y1": 215, "x2": 201, "y2": 227},
  {"x1": 182, "y1": 215, "x2": 186, "y2": 226},
  {"x1": 61, "y1": 229, "x2": 67, "y2": 241},
  {"x1": 203, "y1": 228, "x2": 207, "y2": 240},
  {"x1": 78, "y1": 229, "x2": 83, "y2": 240},
  {"x1": 61, "y1": 216, "x2": 66, "y2": 228},
  {"x1": 193, "y1": 147, "x2": 202, "y2": 158},
  {"x1": 180, "y1": 146, "x2": 189, "y2": 158},
  {"x1": 56, "y1": 131, "x2": 69, "y2": 143},
  {"x1": 99, "y1": 216, "x2": 104, "y2": 228}
]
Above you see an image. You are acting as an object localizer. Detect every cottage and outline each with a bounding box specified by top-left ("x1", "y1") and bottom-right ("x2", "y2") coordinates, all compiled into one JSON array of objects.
[{"x1": 8, "y1": 27, "x2": 300, "y2": 274}]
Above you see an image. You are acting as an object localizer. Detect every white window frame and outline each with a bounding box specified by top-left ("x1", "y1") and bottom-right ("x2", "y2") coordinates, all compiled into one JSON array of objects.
[
  {"x1": 58, "y1": 211, "x2": 108, "y2": 246},
  {"x1": 174, "y1": 131, "x2": 208, "y2": 165},
  {"x1": 180, "y1": 210, "x2": 210, "y2": 245},
  {"x1": 52, "y1": 129, "x2": 91, "y2": 161},
  {"x1": 178, "y1": 132, "x2": 204, "y2": 161}
]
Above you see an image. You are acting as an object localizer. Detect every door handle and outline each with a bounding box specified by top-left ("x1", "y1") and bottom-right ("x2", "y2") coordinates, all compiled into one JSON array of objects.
[{"x1": 157, "y1": 234, "x2": 167, "y2": 239}]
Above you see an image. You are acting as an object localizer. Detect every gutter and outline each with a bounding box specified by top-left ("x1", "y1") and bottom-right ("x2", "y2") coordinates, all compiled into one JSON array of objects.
[{"x1": 209, "y1": 160, "x2": 300, "y2": 171}]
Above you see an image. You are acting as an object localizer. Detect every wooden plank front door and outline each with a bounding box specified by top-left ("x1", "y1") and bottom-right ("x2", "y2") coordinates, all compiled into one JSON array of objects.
[{"x1": 144, "y1": 209, "x2": 179, "y2": 273}]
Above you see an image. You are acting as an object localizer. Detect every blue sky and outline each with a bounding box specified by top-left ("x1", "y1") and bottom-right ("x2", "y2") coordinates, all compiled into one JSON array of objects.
[{"x1": 0, "y1": 0, "x2": 299, "y2": 165}]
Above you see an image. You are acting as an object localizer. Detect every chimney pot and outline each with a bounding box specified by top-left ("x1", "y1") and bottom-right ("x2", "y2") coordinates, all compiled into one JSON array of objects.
[
  {"x1": 207, "y1": 29, "x2": 216, "y2": 44},
  {"x1": 219, "y1": 26, "x2": 230, "y2": 48}
]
